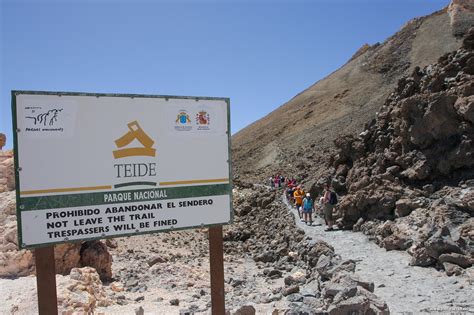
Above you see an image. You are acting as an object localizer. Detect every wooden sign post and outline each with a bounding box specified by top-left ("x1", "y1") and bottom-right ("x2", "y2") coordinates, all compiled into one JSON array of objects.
[
  {"x1": 35, "y1": 246, "x2": 58, "y2": 315},
  {"x1": 209, "y1": 226, "x2": 225, "y2": 314}
]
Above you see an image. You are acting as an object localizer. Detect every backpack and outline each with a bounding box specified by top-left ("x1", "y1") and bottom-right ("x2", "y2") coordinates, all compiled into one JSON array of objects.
[
  {"x1": 329, "y1": 191, "x2": 338, "y2": 205},
  {"x1": 304, "y1": 197, "x2": 313, "y2": 210}
]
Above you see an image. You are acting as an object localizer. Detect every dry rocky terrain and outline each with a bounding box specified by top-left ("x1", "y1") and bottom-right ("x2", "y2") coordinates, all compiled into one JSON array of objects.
[
  {"x1": 1, "y1": 168, "x2": 388, "y2": 313},
  {"x1": 306, "y1": 27, "x2": 474, "y2": 279}
]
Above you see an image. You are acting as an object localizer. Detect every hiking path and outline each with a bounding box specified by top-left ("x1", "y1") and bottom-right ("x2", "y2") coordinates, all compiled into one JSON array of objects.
[{"x1": 282, "y1": 194, "x2": 473, "y2": 314}]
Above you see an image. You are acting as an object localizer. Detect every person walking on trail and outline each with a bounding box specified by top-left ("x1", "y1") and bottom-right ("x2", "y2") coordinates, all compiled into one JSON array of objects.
[
  {"x1": 302, "y1": 193, "x2": 315, "y2": 226},
  {"x1": 323, "y1": 184, "x2": 337, "y2": 231},
  {"x1": 274, "y1": 175, "x2": 280, "y2": 189},
  {"x1": 279, "y1": 175, "x2": 284, "y2": 188},
  {"x1": 319, "y1": 197, "x2": 325, "y2": 222},
  {"x1": 286, "y1": 185, "x2": 294, "y2": 202},
  {"x1": 269, "y1": 176, "x2": 274, "y2": 188},
  {"x1": 288, "y1": 184, "x2": 296, "y2": 204},
  {"x1": 293, "y1": 186, "x2": 305, "y2": 219}
]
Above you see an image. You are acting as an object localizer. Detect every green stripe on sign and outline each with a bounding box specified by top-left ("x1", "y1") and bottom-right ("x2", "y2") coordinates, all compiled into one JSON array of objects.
[{"x1": 20, "y1": 184, "x2": 231, "y2": 211}]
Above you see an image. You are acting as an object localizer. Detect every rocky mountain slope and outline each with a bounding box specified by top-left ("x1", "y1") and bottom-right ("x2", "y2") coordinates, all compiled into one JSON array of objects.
[
  {"x1": 325, "y1": 28, "x2": 474, "y2": 275},
  {"x1": 232, "y1": 0, "x2": 473, "y2": 181}
]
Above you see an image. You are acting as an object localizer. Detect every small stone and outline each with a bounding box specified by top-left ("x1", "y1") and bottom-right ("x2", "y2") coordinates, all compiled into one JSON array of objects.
[
  {"x1": 233, "y1": 305, "x2": 256, "y2": 315},
  {"x1": 110, "y1": 282, "x2": 124, "y2": 292},
  {"x1": 282, "y1": 285, "x2": 299, "y2": 296},
  {"x1": 290, "y1": 271, "x2": 306, "y2": 283},
  {"x1": 117, "y1": 299, "x2": 128, "y2": 305},
  {"x1": 443, "y1": 262, "x2": 463, "y2": 276},
  {"x1": 231, "y1": 279, "x2": 245, "y2": 287},
  {"x1": 300, "y1": 287, "x2": 319, "y2": 298},
  {"x1": 135, "y1": 296, "x2": 144, "y2": 302},
  {"x1": 105, "y1": 238, "x2": 118, "y2": 248},
  {"x1": 148, "y1": 255, "x2": 167, "y2": 267},
  {"x1": 267, "y1": 269, "x2": 282, "y2": 278},
  {"x1": 439, "y1": 253, "x2": 473, "y2": 269},
  {"x1": 286, "y1": 293, "x2": 303, "y2": 302},
  {"x1": 126, "y1": 279, "x2": 139, "y2": 288},
  {"x1": 288, "y1": 251, "x2": 298, "y2": 259},
  {"x1": 170, "y1": 298, "x2": 180, "y2": 306}
]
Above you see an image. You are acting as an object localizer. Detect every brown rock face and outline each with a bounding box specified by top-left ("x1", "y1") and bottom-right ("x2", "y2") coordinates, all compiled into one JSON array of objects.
[
  {"x1": 448, "y1": 0, "x2": 474, "y2": 36},
  {"x1": 0, "y1": 134, "x2": 5, "y2": 150},
  {"x1": 326, "y1": 29, "x2": 474, "y2": 273},
  {"x1": 331, "y1": 34, "x2": 474, "y2": 226},
  {"x1": 0, "y1": 192, "x2": 35, "y2": 277},
  {"x1": 79, "y1": 241, "x2": 113, "y2": 281},
  {"x1": 54, "y1": 243, "x2": 82, "y2": 275},
  {"x1": 0, "y1": 156, "x2": 15, "y2": 193}
]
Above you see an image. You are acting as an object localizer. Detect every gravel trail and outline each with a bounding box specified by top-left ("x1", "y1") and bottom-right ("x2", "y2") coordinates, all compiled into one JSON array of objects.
[{"x1": 283, "y1": 195, "x2": 473, "y2": 314}]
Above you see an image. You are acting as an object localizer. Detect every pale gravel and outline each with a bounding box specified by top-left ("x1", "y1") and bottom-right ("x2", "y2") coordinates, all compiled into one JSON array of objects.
[{"x1": 283, "y1": 195, "x2": 474, "y2": 314}]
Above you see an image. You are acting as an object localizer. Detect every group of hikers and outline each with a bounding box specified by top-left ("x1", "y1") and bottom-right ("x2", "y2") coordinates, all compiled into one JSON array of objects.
[{"x1": 268, "y1": 175, "x2": 338, "y2": 231}]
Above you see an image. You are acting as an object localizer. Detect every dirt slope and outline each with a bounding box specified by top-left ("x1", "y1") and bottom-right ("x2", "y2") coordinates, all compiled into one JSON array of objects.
[{"x1": 232, "y1": 3, "x2": 471, "y2": 180}]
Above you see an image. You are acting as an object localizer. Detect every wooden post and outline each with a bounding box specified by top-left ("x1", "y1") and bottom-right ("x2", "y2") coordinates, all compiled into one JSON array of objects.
[
  {"x1": 209, "y1": 226, "x2": 225, "y2": 315},
  {"x1": 35, "y1": 246, "x2": 58, "y2": 315}
]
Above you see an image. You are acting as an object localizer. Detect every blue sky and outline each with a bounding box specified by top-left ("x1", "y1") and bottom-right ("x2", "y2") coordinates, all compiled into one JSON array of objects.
[{"x1": 1, "y1": 0, "x2": 449, "y2": 149}]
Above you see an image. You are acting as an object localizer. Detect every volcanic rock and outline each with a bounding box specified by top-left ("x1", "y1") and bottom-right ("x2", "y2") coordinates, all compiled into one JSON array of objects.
[
  {"x1": 79, "y1": 241, "x2": 113, "y2": 281},
  {"x1": 0, "y1": 134, "x2": 5, "y2": 150},
  {"x1": 233, "y1": 305, "x2": 256, "y2": 315},
  {"x1": 438, "y1": 253, "x2": 473, "y2": 268},
  {"x1": 57, "y1": 267, "x2": 112, "y2": 313},
  {"x1": 443, "y1": 262, "x2": 463, "y2": 276},
  {"x1": 314, "y1": 29, "x2": 474, "y2": 272},
  {"x1": 54, "y1": 243, "x2": 82, "y2": 275}
]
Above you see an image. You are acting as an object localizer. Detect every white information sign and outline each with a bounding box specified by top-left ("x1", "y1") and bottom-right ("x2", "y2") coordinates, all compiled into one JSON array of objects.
[{"x1": 12, "y1": 91, "x2": 232, "y2": 248}]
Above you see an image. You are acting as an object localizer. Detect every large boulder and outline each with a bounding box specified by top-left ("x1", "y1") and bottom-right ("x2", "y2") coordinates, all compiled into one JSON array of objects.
[
  {"x1": 0, "y1": 192, "x2": 35, "y2": 277},
  {"x1": 0, "y1": 133, "x2": 5, "y2": 150},
  {"x1": 54, "y1": 243, "x2": 82, "y2": 275},
  {"x1": 57, "y1": 267, "x2": 113, "y2": 313},
  {"x1": 438, "y1": 253, "x2": 473, "y2": 268},
  {"x1": 0, "y1": 156, "x2": 15, "y2": 193},
  {"x1": 79, "y1": 241, "x2": 113, "y2": 282},
  {"x1": 424, "y1": 227, "x2": 463, "y2": 259}
]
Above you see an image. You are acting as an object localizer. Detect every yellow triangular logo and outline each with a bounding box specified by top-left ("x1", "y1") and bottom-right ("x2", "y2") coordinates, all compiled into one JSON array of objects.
[{"x1": 113, "y1": 121, "x2": 156, "y2": 159}]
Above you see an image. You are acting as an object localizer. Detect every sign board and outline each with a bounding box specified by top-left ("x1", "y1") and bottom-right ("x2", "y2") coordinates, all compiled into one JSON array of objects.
[{"x1": 12, "y1": 91, "x2": 232, "y2": 248}]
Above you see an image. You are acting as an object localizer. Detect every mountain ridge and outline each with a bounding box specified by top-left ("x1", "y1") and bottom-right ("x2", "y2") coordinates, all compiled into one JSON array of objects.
[{"x1": 232, "y1": 3, "x2": 471, "y2": 181}]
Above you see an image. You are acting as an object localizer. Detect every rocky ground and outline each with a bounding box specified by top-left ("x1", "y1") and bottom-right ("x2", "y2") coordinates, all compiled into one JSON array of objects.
[
  {"x1": 0, "y1": 182, "x2": 389, "y2": 314},
  {"x1": 283, "y1": 195, "x2": 473, "y2": 314},
  {"x1": 0, "y1": 145, "x2": 472, "y2": 314}
]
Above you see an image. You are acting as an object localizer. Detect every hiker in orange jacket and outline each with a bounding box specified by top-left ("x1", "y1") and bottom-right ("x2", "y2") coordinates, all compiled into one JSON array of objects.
[{"x1": 293, "y1": 186, "x2": 305, "y2": 219}]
